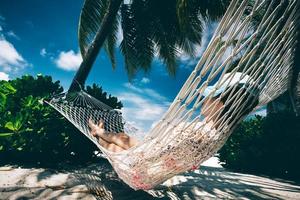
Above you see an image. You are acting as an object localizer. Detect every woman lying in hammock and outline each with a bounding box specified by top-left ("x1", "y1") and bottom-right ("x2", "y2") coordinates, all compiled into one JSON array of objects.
[
  {"x1": 88, "y1": 72, "x2": 259, "y2": 190},
  {"x1": 89, "y1": 72, "x2": 259, "y2": 153}
]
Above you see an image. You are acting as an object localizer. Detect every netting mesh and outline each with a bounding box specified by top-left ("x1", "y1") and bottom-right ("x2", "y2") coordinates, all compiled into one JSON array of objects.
[{"x1": 45, "y1": 0, "x2": 299, "y2": 190}]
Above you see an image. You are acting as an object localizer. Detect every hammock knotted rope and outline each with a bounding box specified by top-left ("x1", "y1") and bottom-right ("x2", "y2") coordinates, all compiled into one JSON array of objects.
[{"x1": 45, "y1": 0, "x2": 299, "y2": 190}]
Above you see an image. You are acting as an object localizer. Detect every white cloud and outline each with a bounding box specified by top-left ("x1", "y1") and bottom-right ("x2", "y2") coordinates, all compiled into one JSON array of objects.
[
  {"x1": 0, "y1": 23, "x2": 28, "y2": 73},
  {"x1": 0, "y1": 19, "x2": 28, "y2": 74},
  {"x1": 119, "y1": 92, "x2": 169, "y2": 133},
  {"x1": 124, "y1": 82, "x2": 143, "y2": 93},
  {"x1": 0, "y1": 71, "x2": 9, "y2": 81},
  {"x1": 119, "y1": 92, "x2": 167, "y2": 121},
  {"x1": 0, "y1": 37, "x2": 28, "y2": 72},
  {"x1": 40, "y1": 48, "x2": 47, "y2": 57},
  {"x1": 141, "y1": 77, "x2": 150, "y2": 84},
  {"x1": 117, "y1": 84, "x2": 171, "y2": 133},
  {"x1": 143, "y1": 88, "x2": 169, "y2": 103},
  {"x1": 7, "y1": 31, "x2": 20, "y2": 40},
  {"x1": 123, "y1": 83, "x2": 169, "y2": 103},
  {"x1": 55, "y1": 50, "x2": 82, "y2": 71}
]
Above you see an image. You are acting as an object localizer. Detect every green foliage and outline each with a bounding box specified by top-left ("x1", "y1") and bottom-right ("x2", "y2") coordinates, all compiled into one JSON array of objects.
[
  {"x1": 0, "y1": 81, "x2": 16, "y2": 111},
  {"x1": 219, "y1": 113, "x2": 300, "y2": 180},
  {"x1": 219, "y1": 116, "x2": 264, "y2": 170},
  {"x1": 79, "y1": 0, "x2": 230, "y2": 79},
  {"x1": 0, "y1": 75, "x2": 122, "y2": 166}
]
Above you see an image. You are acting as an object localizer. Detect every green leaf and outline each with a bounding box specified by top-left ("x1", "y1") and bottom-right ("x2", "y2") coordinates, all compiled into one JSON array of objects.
[
  {"x1": 14, "y1": 113, "x2": 24, "y2": 131},
  {"x1": 2, "y1": 82, "x2": 16, "y2": 93},
  {"x1": 0, "y1": 133, "x2": 14, "y2": 137},
  {"x1": 25, "y1": 128, "x2": 33, "y2": 132},
  {"x1": 5, "y1": 122, "x2": 15, "y2": 131},
  {"x1": 21, "y1": 95, "x2": 36, "y2": 108},
  {"x1": 0, "y1": 92, "x2": 6, "y2": 107}
]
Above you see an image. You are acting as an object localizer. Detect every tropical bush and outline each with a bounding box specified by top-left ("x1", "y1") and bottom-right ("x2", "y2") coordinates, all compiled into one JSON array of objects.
[
  {"x1": 0, "y1": 75, "x2": 122, "y2": 166},
  {"x1": 219, "y1": 113, "x2": 300, "y2": 180}
]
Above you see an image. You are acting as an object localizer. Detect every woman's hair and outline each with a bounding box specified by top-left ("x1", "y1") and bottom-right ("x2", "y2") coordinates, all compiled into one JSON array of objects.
[{"x1": 216, "y1": 83, "x2": 259, "y2": 128}]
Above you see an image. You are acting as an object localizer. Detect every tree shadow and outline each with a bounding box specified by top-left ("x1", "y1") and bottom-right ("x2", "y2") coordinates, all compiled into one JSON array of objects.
[
  {"x1": 71, "y1": 160, "x2": 161, "y2": 200},
  {"x1": 1, "y1": 161, "x2": 300, "y2": 199},
  {"x1": 68, "y1": 161, "x2": 300, "y2": 200},
  {"x1": 153, "y1": 166, "x2": 300, "y2": 199}
]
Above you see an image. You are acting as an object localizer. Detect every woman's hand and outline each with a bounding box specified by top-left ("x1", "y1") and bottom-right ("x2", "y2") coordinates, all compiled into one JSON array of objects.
[{"x1": 88, "y1": 119, "x2": 105, "y2": 138}]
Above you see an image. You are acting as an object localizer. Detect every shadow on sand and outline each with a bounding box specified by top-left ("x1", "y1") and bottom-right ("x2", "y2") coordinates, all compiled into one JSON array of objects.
[
  {"x1": 1, "y1": 159, "x2": 300, "y2": 199},
  {"x1": 68, "y1": 160, "x2": 300, "y2": 199}
]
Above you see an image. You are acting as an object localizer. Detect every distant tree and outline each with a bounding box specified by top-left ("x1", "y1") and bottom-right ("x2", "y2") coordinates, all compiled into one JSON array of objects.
[
  {"x1": 219, "y1": 113, "x2": 300, "y2": 180},
  {"x1": 86, "y1": 83, "x2": 122, "y2": 109}
]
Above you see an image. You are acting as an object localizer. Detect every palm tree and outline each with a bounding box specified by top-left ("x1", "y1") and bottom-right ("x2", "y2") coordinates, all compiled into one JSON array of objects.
[{"x1": 69, "y1": 0, "x2": 230, "y2": 91}]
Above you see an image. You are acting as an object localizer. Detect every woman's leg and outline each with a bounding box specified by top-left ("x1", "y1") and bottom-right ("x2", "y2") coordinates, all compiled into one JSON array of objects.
[{"x1": 98, "y1": 137, "x2": 126, "y2": 152}]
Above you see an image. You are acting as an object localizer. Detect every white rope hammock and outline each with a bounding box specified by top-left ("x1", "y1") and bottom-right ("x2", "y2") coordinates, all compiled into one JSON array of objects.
[{"x1": 45, "y1": 0, "x2": 299, "y2": 190}]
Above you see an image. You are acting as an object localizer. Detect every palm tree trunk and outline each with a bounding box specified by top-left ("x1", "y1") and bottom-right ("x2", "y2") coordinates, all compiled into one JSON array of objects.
[{"x1": 69, "y1": 0, "x2": 123, "y2": 92}]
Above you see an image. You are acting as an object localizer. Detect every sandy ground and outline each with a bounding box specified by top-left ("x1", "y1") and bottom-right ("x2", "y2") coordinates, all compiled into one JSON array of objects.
[{"x1": 0, "y1": 157, "x2": 300, "y2": 200}]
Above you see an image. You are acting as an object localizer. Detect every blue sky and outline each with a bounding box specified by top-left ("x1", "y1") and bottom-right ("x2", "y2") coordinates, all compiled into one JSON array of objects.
[{"x1": 0, "y1": 0, "x2": 265, "y2": 132}]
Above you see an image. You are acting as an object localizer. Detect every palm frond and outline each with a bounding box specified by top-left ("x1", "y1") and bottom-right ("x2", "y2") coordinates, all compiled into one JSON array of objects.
[
  {"x1": 104, "y1": 14, "x2": 120, "y2": 68},
  {"x1": 131, "y1": 0, "x2": 155, "y2": 71},
  {"x1": 79, "y1": 0, "x2": 119, "y2": 67},
  {"x1": 78, "y1": 0, "x2": 231, "y2": 79},
  {"x1": 120, "y1": 4, "x2": 139, "y2": 79}
]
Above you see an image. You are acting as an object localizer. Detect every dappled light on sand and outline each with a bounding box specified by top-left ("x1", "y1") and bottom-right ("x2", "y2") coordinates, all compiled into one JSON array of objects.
[{"x1": 1, "y1": 158, "x2": 300, "y2": 199}]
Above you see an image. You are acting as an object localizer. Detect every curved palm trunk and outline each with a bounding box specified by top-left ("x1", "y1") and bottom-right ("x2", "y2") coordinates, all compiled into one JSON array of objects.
[{"x1": 69, "y1": 0, "x2": 122, "y2": 92}]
